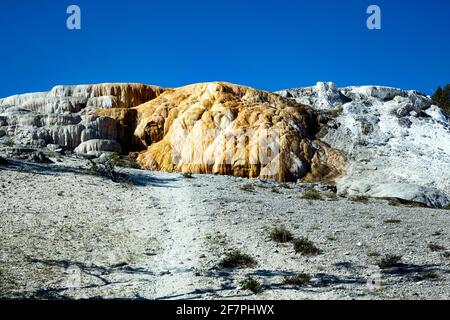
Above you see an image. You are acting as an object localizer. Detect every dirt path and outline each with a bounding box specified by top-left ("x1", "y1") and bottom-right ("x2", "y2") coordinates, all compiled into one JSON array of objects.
[{"x1": 146, "y1": 176, "x2": 209, "y2": 299}]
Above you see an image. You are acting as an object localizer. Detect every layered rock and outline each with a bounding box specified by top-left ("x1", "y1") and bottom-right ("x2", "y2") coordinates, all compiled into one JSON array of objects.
[
  {"x1": 0, "y1": 83, "x2": 166, "y2": 151},
  {"x1": 101, "y1": 82, "x2": 345, "y2": 182},
  {"x1": 280, "y1": 82, "x2": 450, "y2": 207},
  {"x1": 74, "y1": 139, "x2": 122, "y2": 155},
  {"x1": 1, "y1": 80, "x2": 448, "y2": 207}
]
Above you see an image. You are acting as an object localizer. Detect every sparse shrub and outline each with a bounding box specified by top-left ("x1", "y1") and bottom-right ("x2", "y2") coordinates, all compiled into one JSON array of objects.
[
  {"x1": 122, "y1": 153, "x2": 141, "y2": 169},
  {"x1": 351, "y1": 195, "x2": 369, "y2": 203},
  {"x1": 300, "y1": 189, "x2": 322, "y2": 200},
  {"x1": 271, "y1": 187, "x2": 280, "y2": 193},
  {"x1": 376, "y1": 254, "x2": 402, "y2": 269},
  {"x1": 322, "y1": 191, "x2": 337, "y2": 201},
  {"x1": 387, "y1": 198, "x2": 401, "y2": 206},
  {"x1": 3, "y1": 138, "x2": 14, "y2": 147},
  {"x1": 278, "y1": 183, "x2": 292, "y2": 189},
  {"x1": 218, "y1": 250, "x2": 257, "y2": 269},
  {"x1": 421, "y1": 272, "x2": 440, "y2": 280},
  {"x1": 109, "y1": 152, "x2": 124, "y2": 167},
  {"x1": 269, "y1": 225, "x2": 293, "y2": 243},
  {"x1": 384, "y1": 219, "x2": 402, "y2": 224},
  {"x1": 293, "y1": 237, "x2": 319, "y2": 256},
  {"x1": 240, "y1": 183, "x2": 254, "y2": 192},
  {"x1": 428, "y1": 243, "x2": 446, "y2": 252},
  {"x1": 361, "y1": 122, "x2": 372, "y2": 135},
  {"x1": 283, "y1": 273, "x2": 311, "y2": 286},
  {"x1": 86, "y1": 158, "x2": 131, "y2": 184},
  {"x1": 181, "y1": 172, "x2": 194, "y2": 179},
  {"x1": 107, "y1": 152, "x2": 141, "y2": 169},
  {"x1": 239, "y1": 276, "x2": 263, "y2": 294},
  {"x1": 367, "y1": 251, "x2": 380, "y2": 257},
  {"x1": 443, "y1": 204, "x2": 450, "y2": 210}
]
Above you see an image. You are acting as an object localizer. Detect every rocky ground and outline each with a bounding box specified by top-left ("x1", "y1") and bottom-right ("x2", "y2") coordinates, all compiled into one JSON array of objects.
[{"x1": 0, "y1": 155, "x2": 449, "y2": 300}]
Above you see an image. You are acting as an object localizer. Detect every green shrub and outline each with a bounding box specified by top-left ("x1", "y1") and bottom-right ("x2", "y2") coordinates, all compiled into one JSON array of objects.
[
  {"x1": 428, "y1": 243, "x2": 446, "y2": 252},
  {"x1": 3, "y1": 138, "x2": 14, "y2": 147},
  {"x1": 376, "y1": 254, "x2": 402, "y2": 269},
  {"x1": 181, "y1": 172, "x2": 194, "y2": 178},
  {"x1": 293, "y1": 237, "x2": 319, "y2": 256},
  {"x1": 383, "y1": 219, "x2": 402, "y2": 224},
  {"x1": 351, "y1": 195, "x2": 369, "y2": 203},
  {"x1": 218, "y1": 250, "x2": 257, "y2": 269},
  {"x1": 86, "y1": 159, "x2": 131, "y2": 184},
  {"x1": 300, "y1": 189, "x2": 322, "y2": 200},
  {"x1": 239, "y1": 276, "x2": 263, "y2": 294},
  {"x1": 269, "y1": 225, "x2": 293, "y2": 243},
  {"x1": 240, "y1": 183, "x2": 254, "y2": 192},
  {"x1": 283, "y1": 273, "x2": 311, "y2": 286}
]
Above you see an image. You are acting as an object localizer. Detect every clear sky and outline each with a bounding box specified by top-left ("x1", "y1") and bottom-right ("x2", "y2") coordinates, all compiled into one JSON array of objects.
[{"x1": 0, "y1": 0, "x2": 449, "y2": 98}]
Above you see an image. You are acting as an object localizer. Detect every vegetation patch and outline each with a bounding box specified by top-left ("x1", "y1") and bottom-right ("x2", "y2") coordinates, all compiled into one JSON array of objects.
[
  {"x1": 181, "y1": 172, "x2": 194, "y2": 179},
  {"x1": 269, "y1": 225, "x2": 294, "y2": 243},
  {"x1": 383, "y1": 219, "x2": 402, "y2": 224},
  {"x1": 283, "y1": 273, "x2": 311, "y2": 287},
  {"x1": 299, "y1": 189, "x2": 322, "y2": 200},
  {"x1": 86, "y1": 158, "x2": 132, "y2": 184},
  {"x1": 218, "y1": 250, "x2": 257, "y2": 269},
  {"x1": 3, "y1": 138, "x2": 14, "y2": 147},
  {"x1": 239, "y1": 276, "x2": 263, "y2": 294},
  {"x1": 376, "y1": 254, "x2": 402, "y2": 269},
  {"x1": 432, "y1": 85, "x2": 450, "y2": 114},
  {"x1": 428, "y1": 243, "x2": 446, "y2": 252},
  {"x1": 240, "y1": 183, "x2": 255, "y2": 192},
  {"x1": 293, "y1": 237, "x2": 320, "y2": 256},
  {"x1": 351, "y1": 195, "x2": 369, "y2": 203}
]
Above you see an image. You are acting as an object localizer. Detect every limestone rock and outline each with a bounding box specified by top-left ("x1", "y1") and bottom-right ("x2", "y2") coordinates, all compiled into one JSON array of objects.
[
  {"x1": 367, "y1": 183, "x2": 449, "y2": 208},
  {"x1": 100, "y1": 82, "x2": 344, "y2": 182},
  {"x1": 281, "y1": 83, "x2": 450, "y2": 207},
  {"x1": 74, "y1": 139, "x2": 122, "y2": 155},
  {"x1": 0, "y1": 83, "x2": 166, "y2": 150}
]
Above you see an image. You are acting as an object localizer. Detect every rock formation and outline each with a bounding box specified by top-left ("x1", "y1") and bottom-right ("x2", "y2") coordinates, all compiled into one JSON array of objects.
[
  {"x1": 0, "y1": 83, "x2": 166, "y2": 150},
  {"x1": 1, "y1": 81, "x2": 449, "y2": 207},
  {"x1": 278, "y1": 82, "x2": 450, "y2": 207},
  {"x1": 100, "y1": 82, "x2": 345, "y2": 182}
]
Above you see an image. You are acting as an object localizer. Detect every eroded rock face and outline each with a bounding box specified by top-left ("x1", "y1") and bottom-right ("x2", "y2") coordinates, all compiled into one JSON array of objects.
[
  {"x1": 281, "y1": 82, "x2": 450, "y2": 207},
  {"x1": 2, "y1": 81, "x2": 448, "y2": 207},
  {"x1": 100, "y1": 82, "x2": 345, "y2": 182},
  {"x1": 0, "y1": 83, "x2": 166, "y2": 151}
]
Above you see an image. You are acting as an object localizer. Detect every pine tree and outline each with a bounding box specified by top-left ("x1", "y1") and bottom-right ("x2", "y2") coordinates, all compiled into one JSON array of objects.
[
  {"x1": 432, "y1": 86, "x2": 443, "y2": 106},
  {"x1": 432, "y1": 85, "x2": 450, "y2": 114}
]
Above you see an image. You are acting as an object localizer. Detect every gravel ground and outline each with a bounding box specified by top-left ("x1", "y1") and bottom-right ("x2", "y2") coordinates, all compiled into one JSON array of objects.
[{"x1": 0, "y1": 156, "x2": 449, "y2": 300}]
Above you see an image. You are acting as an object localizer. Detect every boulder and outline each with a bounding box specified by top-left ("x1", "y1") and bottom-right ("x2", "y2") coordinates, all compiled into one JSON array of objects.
[{"x1": 367, "y1": 183, "x2": 449, "y2": 208}]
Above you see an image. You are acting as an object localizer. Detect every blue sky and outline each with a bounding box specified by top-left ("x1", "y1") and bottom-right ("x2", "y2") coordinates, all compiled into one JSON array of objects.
[{"x1": 0, "y1": 0, "x2": 449, "y2": 98}]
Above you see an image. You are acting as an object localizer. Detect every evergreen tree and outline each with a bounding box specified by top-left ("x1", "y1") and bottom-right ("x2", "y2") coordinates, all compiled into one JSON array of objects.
[
  {"x1": 432, "y1": 86, "x2": 443, "y2": 105},
  {"x1": 432, "y1": 85, "x2": 450, "y2": 114}
]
